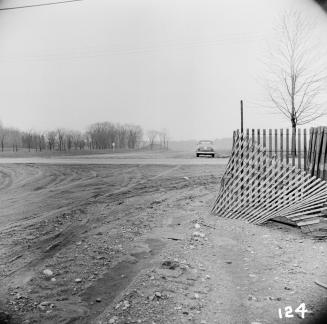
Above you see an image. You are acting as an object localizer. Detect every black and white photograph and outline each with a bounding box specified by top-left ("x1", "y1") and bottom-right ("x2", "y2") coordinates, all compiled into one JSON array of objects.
[{"x1": 1, "y1": 0, "x2": 327, "y2": 323}]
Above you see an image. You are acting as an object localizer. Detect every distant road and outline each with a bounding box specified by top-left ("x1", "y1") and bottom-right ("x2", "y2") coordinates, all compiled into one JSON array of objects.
[
  {"x1": 0, "y1": 155, "x2": 228, "y2": 165},
  {"x1": 0, "y1": 151, "x2": 229, "y2": 165}
]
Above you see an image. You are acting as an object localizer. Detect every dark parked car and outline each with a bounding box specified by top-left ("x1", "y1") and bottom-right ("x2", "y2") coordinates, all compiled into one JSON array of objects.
[{"x1": 196, "y1": 140, "x2": 215, "y2": 157}]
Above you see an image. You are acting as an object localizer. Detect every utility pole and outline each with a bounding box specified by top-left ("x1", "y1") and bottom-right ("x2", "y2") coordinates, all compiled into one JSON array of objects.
[{"x1": 240, "y1": 100, "x2": 244, "y2": 133}]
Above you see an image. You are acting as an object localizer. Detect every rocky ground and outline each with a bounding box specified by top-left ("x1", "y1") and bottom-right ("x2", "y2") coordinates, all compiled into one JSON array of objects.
[{"x1": 0, "y1": 157, "x2": 326, "y2": 324}]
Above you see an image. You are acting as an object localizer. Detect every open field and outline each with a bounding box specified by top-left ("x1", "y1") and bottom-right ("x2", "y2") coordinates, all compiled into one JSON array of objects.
[{"x1": 0, "y1": 153, "x2": 327, "y2": 323}]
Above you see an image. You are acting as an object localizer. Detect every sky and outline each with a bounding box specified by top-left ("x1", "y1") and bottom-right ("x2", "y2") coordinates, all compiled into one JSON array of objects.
[{"x1": 0, "y1": 0, "x2": 327, "y2": 140}]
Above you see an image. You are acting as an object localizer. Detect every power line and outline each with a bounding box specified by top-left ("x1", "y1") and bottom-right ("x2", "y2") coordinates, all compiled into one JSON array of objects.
[
  {"x1": 0, "y1": 33, "x2": 265, "y2": 62},
  {"x1": 0, "y1": 0, "x2": 83, "y2": 11}
]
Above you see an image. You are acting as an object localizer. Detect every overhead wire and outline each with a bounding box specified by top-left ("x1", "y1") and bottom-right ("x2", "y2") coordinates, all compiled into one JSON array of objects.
[
  {"x1": 0, "y1": 0, "x2": 83, "y2": 11},
  {"x1": 0, "y1": 33, "x2": 265, "y2": 62}
]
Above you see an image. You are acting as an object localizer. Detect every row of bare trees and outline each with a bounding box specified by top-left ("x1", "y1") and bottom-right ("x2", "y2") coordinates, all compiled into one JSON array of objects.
[
  {"x1": 0, "y1": 124, "x2": 22, "y2": 152},
  {"x1": 20, "y1": 129, "x2": 86, "y2": 152},
  {"x1": 0, "y1": 121, "x2": 147, "y2": 152},
  {"x1": 87, "y1": 122, "x2": 143, "y2": 150}
]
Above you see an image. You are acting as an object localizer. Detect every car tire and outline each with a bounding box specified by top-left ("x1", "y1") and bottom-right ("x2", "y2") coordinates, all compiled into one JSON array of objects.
[
  {"x1": 196, "y1": 153, "x2": 199, "y2": 157},
  {"x1": 212, "y1": 154, "x2": 215, "y2": 158}
]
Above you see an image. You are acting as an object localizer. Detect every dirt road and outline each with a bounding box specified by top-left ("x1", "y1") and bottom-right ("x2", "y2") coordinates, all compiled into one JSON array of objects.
[
  {"x1": 0, "y1": 154, "x2": 326, "y2": 324},
  {"x1": 0, "y1": 151, "x2": 228, "y2": 165}
]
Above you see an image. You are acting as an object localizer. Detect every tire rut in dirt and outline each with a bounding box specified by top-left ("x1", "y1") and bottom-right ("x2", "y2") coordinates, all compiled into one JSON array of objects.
[
  {"x1": 66, "y1": 239, "x2": 165, "y2": 324},
  {"x1": 2, "y1": 219, "x2": 90, "y2": 289}
]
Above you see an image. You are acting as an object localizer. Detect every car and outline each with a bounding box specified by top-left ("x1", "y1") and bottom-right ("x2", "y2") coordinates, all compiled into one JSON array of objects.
[{"x1": 196, "y1": 140, "x2": 215, "y2": 158}]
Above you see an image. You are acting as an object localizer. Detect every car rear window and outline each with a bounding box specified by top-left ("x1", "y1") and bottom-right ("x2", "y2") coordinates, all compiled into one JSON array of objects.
[{"x1": 199, "y1": 141, "x2": 213, "y2": 145}]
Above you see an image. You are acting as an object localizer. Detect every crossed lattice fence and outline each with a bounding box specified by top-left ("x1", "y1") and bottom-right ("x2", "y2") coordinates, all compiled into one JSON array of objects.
[{"x1": 211, "y1": 131, "x2": 327, "y2": 228}]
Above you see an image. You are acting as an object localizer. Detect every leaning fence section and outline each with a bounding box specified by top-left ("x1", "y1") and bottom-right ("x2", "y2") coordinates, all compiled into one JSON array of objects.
[{"x1": 214, "y1": 128, "x2": 327, "y2": 229}]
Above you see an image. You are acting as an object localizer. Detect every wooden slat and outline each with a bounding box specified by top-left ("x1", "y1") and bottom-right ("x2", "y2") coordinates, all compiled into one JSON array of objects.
[
  {"x1": 298, "y1": 129, "x2": 301, "y2": 169},
  {"x1": 280, "y1": 129, "x2": 283, "y2": 162},
  {"x1": 324, "y1": 128, "x2": 327, "y2": 180},
  {"x1": 269, "y1": 129, "x2": 272, "y2": 158},
  {"x1": 304, "y1": 129, "x2": 307, "y2": 171},
  {"x1": 257, "y1": 129, "x2": 260, "y2": 145},
  {"x1": 297, "y1": 219, "x2": 320, "y2": 226},
  {"x1": 314, "y1": 127, "x2": 323, "y2": 178},
  {"x1": 275, "y1": 129, "x2": 283, "y2": 162},
  {"x1": 319, "y1": 128, "x2": 327, "y2": 180},
  {"x1": 291, "y1": 128, "x2": 296, "y2": 165},
  {"x1": 286, "y1": 129, "x2": 289, "y2": 164},
  {"x1": 309, "y1": 128, "x2": 318, "y2": 176},
  {"x1": 307, "y1": 128, "x2": 313, "y2": 171}
]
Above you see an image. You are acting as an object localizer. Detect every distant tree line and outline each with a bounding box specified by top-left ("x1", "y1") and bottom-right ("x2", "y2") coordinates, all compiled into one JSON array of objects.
[
  {"x1": 87, "y1": 122, "x2": 143, "y2": 150},
  {"x1": 0, "y1": 121, "x2": 148, "y2": 152}
]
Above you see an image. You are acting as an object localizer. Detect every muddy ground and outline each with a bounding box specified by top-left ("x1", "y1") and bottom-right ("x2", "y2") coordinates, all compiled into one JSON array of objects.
[{"x1": 0, "y1": 155, "x2": 327, "y2": 324}]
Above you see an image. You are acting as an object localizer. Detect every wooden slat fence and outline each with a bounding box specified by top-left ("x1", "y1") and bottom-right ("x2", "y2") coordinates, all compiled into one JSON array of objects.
[
  {"x1": 233, "y1": 128, "x2": 308, "y2": 170},
  {"x1": 214, "y1": 130, "x2": 327, "y2": 228}
]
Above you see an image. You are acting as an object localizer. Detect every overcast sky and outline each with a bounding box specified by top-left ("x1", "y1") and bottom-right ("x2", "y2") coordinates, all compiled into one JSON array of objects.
[{"x1": 0, "y1": 0, "x2": 327, "y2": 140}]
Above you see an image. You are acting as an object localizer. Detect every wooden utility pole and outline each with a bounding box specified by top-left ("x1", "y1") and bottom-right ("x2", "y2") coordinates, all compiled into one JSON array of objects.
[{"x1": 240, "y1": 100, "x2": 244, "y2": 133}]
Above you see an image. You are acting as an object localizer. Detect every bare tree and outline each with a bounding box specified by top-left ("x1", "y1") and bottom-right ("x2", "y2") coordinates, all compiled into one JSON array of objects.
[
  {"x1": 36, "y1": 133, "x2": 46, "y2": 152},
  {"x1": 158, "y1": 129, "x2": 168, "y2": 150},
  {"x1": 264, "y1": 12, "x2": 327, "y2": 153},
  {"x1": 0, "y1": 123, "x2": 6, "y2": 152},
  {"x1": 46, "y1": 131, "x2": 57, "y2": 151},
  {"x1": 71, "y1": 131, "x2": 83, "y2": 150},
  {"x1": 22, "y1": 130, "x2": 34, "y2": 152},
  {"x1": 7, "y1": 128, "x2": 21, "y2": 151},
  {"x1": 65, "y1": 131, "x2": 73, "y2": 151},
  {"x1": 147, "y1": 130, "x2": 158, "y2": 150},
  {"x1": 126, "y1": 124, "x2": 143, "y2": 149},
  {"x1": 57, "y1": 129, "x2": 65, "y2": 151}
]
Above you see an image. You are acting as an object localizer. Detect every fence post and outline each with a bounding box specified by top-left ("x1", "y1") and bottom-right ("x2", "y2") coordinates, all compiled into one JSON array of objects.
[
  {"x1": 263, "y1": 129, "x2": 266, "y2": 149},
  {"x1": 280, "y1": 129, "x2": 283, "y2": 162}
]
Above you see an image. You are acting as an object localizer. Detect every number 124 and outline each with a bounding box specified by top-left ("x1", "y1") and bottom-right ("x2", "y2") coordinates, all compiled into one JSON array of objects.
[{"x1": 278, "y1": 303, "x2": 309, "y2": 319}]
